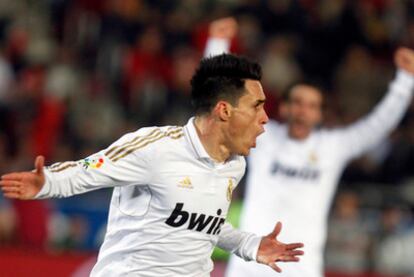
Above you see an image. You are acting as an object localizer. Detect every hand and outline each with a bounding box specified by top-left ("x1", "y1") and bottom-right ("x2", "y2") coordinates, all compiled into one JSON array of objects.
[
  {"x1": 257, "y1": 222, "x2": 304, "y2": 273},
  {"x1": 395, "y1": 47, "x2": 414, "y2": 74},
  {"x1": 0, "y1": 155, "x2": 46, "y2": 199},
  {"x1": 209, "y1": 17, "x2": 238, "y2": 39}
]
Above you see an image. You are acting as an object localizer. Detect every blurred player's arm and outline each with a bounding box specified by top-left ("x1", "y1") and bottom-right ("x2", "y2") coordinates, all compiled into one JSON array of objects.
[
  {"x1": 0, "y1": 128, "x2": 154, "y2": 199},
  {"x1": 217, "y1": 221, "x2": 304, "y2": 273},
  {"x1": 204, "y1": 17, "x2": 236, "y2": 57},
  {"x1": 332, "y1": 48, "x2": 414, "y2": 159}
]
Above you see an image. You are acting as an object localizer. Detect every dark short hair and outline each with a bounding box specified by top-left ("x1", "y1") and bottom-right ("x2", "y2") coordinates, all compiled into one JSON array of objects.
[
  {"x1": 191, "y1": 53, "x2": 262, "y2": 115},
  {"x1": 282, "y1": 80, "x2": 325, "y2": 102}
]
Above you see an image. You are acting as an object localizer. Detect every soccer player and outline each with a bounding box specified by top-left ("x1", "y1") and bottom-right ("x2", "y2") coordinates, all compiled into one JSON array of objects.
[
  {"x1": 0, "y1": 53, "x2": 304, "y2": 276},
  {"x1": 205, "y1": 19, "x2": 414, "y2": 277}
]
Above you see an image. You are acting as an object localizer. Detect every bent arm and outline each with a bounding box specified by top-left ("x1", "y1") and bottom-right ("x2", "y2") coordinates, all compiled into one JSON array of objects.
[{"x1": 332, "y1": 69, "x2": 414, "y2": 160}]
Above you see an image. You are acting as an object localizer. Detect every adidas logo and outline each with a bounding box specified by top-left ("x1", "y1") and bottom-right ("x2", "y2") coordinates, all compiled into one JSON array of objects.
[{"x1": 178, "y1": 177, "x2": 193, "y2": 189}]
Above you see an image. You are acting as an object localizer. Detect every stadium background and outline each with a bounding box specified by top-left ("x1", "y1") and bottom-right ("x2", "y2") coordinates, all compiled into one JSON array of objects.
[{"x1": 0, "y1": 0, "x2": 414, "y2": 276}]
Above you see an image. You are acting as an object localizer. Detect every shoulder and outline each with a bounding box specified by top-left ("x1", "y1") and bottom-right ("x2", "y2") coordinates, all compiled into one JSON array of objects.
[
  {"x1": 317, "y1": 126, "x2": 345, "y2": 141},
  {"x1": 230, "y1": 155, "x2": 246, "y2": 183},
  {"x1": 135, "y1": 125, "x2": 184, "y2": 139},
  {"x1": 104, "y1": 125, "x2": 185, "y2": 163},
  {"x1": 310, "y1": 126, "x2": 350, "y2": 152}
]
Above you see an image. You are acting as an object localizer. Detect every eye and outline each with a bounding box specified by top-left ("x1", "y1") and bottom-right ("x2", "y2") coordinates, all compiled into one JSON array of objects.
[{"x1": 255, "y1": 102, "x2": 264, "y2": 109}]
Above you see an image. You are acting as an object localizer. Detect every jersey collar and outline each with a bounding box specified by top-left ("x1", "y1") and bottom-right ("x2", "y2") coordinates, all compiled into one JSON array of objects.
[
  {"x1": 184, "y1": 117, "x2": 211, "y2": 160},
  {"x1": 184, "y1": 117, "x2": 240, "y2": 164}
]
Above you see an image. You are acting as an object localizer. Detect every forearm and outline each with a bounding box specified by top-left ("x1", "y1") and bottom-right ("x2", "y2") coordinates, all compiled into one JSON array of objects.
[
  {"x1": 35, "y1": 161, "x2": 108, "y2": 199},
  {"x1": 336, "y1": 69, "x2": 414, "y2": 159},
  {"x1": 216, "y1": 222, "x2": 262, "y2": 262}
]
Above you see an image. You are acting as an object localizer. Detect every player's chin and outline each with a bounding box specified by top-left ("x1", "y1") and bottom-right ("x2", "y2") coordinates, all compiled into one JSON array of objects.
[
  {"x1": 240, "y1": 150, "x2": 250, "y2": 156},
  {"x1": 241, "y1": 144, "x2": 255, "y2": 156}
]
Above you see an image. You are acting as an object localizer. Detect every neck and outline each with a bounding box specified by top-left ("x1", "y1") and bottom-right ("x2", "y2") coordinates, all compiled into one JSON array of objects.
[{"x1": 193, "y1": 116, "x2": 231, "y2": 163}]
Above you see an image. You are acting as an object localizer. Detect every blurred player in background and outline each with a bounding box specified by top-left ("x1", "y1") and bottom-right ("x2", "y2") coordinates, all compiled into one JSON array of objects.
[
  {"x1": 0, "y1": 50, "x2": 304, "y2": 275},
  {"x1": 205, "y1": 17, "x2": 414, "y2": 277}
]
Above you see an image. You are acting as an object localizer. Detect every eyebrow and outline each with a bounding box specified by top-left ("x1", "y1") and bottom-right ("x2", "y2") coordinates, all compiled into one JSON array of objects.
[{"x1": 255, "y1": 99, "x2": 266, "y2": 106}]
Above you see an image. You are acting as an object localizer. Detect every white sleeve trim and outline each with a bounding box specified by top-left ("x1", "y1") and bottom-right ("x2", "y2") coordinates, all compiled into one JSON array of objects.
[
  {"x1": 242, "y1": 234, "x2": 262, "y2": 261},
  {"x1": 34, "y1": 175, "x2": 51, "y2": 199}
]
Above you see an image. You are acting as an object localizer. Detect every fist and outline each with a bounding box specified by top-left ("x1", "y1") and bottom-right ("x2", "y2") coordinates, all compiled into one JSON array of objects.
[
  {"x1": 209, "y1": 17, "x2": 238, "y2": 39},
  {"x1": 395, "y1": 47, "x2": 414, "y2": 74}
]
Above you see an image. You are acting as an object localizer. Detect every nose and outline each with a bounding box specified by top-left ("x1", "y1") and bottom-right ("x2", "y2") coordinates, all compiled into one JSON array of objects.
[{"x1": 261, "y1": 109, "x2": 269, "y2": 125}]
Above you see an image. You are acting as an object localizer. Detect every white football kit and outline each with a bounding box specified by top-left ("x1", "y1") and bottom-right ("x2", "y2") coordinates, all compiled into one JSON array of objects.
[
  {"x1": 203, "y1": 45, "x2": 414, "y2": 276},
  {"x1": 204, "y1": 37, "x2": 414, "y2": 277},
  {"x1": 35, "y1": 117, "x2": 262, "y2": 277}
]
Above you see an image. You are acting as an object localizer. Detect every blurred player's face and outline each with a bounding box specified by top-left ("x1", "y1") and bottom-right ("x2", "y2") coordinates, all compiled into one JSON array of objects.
[
  {"x1": 282, "y1": 85, "x2": 322, "y2": 140},
  {"x1": 226, "y1": 80, "x2": 269, "y2": 156}
]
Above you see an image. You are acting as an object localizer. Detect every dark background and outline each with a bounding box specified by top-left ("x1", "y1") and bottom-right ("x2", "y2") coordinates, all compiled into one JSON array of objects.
[{"x1": 1, "y1": 0, "x2": 414, "y2": 276}]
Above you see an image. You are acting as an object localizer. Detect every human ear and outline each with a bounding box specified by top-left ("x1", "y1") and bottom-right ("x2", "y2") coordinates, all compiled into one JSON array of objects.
[{"x1": 214, "y1": 101, "x2": 232, "y2": 121}]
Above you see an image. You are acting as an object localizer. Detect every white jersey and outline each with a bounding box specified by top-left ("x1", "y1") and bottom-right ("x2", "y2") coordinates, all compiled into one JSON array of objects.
[
  {"x1": 226, "y1": 70, "x2": 414, "y2": 277},
  {"x1": 203, "y1": 37, "x2": 414, "y2": 277},
  {"x1": 35, "y1": 117, "x2": 262, "y2": 277}
]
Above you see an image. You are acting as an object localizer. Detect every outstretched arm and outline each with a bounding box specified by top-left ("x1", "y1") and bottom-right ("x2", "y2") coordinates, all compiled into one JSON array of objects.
[
  {"x1": 331, "y1": 48, "x2": 414, "y2": 161},
  {"x1": 217, "y1": 221, "x2": 304, "y2": 273},
  {"x1": 204, "y1": 17, "x2": 236, "y2": 57},
  {"x1": 0, "y1": 127, "x2": 155, "y2": 199}
]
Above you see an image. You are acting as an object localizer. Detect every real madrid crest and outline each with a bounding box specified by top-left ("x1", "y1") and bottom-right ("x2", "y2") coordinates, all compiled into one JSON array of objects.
[
  {"x1": 226, "y1": 178, "x2": 234, "y2": 202},
  {"x1": 309, "y1": 151, "x2": 318, "y2": 164}
]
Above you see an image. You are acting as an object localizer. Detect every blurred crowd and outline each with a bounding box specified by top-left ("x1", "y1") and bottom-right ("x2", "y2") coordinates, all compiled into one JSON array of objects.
[{"x1": 0, "y1": 0, "x2": 414, "y2": 275}]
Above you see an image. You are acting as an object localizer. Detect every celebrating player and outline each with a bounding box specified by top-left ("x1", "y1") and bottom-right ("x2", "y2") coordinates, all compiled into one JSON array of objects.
[
  {"x1": 205, "y1": 18, "x2": 414, "y2": 277},
  {"x1": 0, "y1": 50, "x2": 304, "y2": 275}
]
